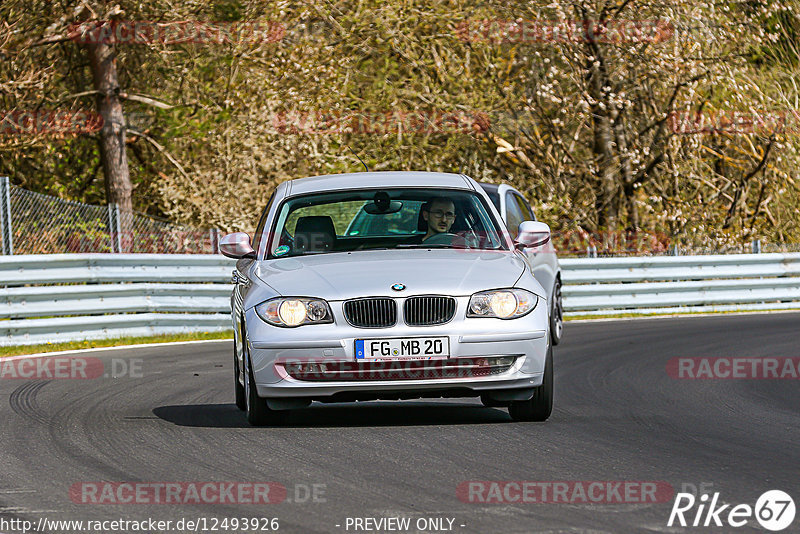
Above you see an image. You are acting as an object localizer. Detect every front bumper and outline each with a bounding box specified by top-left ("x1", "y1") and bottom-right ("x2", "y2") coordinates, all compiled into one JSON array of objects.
[{"x1": 244, "y1": 296, "x2": 549, "y2": 400}]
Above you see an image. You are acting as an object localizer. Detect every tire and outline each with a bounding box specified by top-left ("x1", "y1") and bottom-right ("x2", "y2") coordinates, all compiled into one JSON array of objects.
[
  {"x1": 234, "y1": 341, "x2": 246, "y2": 411},
  {"x1": 243, "y1": 348, "x2": 284, "y2": 427},
  {"x1": 508, "y1": 342, "x2": 553, "y2": 422},
  {"x1": 549, "y1": 276, "x2": 564, "y2": 346}
]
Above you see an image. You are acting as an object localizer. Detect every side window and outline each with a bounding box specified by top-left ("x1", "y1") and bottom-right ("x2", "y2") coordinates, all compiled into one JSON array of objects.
[
  {"x1": 514, "y1": 194, "x2": 535, "y2": 221},
  {"x1": 504, "y1": 192, "x2": 525, "y2": 239},
  {"x1": 252, "y1": 191, "x2": 276, "y2": 255}
]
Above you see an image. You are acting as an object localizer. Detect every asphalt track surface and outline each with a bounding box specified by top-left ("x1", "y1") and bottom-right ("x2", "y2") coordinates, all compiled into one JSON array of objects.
[{"x1": 1, "y1": 313, "x2": 798, "y2": 534}]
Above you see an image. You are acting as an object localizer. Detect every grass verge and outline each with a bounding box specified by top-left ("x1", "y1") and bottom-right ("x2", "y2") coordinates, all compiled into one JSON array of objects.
[{"x1": 0, "y1": 330, "x2": 233, "y2": 358}]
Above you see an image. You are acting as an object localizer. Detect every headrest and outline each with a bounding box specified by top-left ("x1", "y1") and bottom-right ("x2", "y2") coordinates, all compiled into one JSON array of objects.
[
  {"x1": 294, "y1": 215, "x2": 336, "y2": 253},
  {"x1": 417, "y1": 201, "x2": 431, "y2": 232}
]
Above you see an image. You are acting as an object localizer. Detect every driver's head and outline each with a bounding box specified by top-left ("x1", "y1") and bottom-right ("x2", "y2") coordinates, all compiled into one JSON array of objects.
[{"x1": 422, "y1": 198, "x2": 456, "y2": 235}]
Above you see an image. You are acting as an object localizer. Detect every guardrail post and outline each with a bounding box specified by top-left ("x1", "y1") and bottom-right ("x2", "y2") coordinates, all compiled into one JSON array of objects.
[
  {"x1": 586, "y1": 245, "x2": 597, "y2": 258},
  {"x1": 752, "y1": 239, "x2": 761, "y2": 254},
  {"x1": 107, "y1": 203, "x2": 122, "y2": 253},
  {"x1": 670, "y1": 244, "x2": 680, "y2": 256},
  {"x1": 0, "y1": 176, "x2": 13, "y2": 255}
]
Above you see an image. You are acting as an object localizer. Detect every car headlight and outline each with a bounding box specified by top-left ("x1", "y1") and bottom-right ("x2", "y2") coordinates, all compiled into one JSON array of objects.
[
  {"x1": 255, "y1": 297, "x2": 334, "y2": 327},
  {"x1": 467, "y1": 289, "x2": 538, "y2": 319}
]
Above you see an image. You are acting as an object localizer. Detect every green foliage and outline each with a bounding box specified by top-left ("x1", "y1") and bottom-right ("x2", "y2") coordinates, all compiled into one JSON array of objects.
[{"x1": 1, "y1": 0, "x2": 799, "y2": 250}]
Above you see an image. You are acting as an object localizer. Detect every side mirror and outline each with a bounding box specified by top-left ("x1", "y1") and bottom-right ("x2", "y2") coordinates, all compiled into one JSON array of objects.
[
  {"x1": 515, "y1": 221, "x2": 551, "y2": 249},
  {"x1": 219, "y1": 232, "x2": 256, "y2": 259}
]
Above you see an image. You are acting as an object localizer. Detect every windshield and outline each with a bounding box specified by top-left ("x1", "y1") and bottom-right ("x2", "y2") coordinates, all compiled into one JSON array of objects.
[{"x1": 267, "y1": 188, "x2": 507, "y2": 258}]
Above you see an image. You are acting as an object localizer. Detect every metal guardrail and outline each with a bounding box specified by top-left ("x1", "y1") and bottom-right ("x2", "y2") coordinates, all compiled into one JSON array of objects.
[
  {"x1": 561, "y1": 252, "x2": 800, "y2": 316},
  {"x1": 1, "y1": 254, "x2": 235, "y2": 346},
  {"x1": 1, "y1": 253, "x2": 799, "y2": 346}
]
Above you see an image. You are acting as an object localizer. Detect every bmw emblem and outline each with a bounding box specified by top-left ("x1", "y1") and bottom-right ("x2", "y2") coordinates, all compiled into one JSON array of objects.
[{"x1": 391, "y1": 283, "x2": 406, "y2": 291}]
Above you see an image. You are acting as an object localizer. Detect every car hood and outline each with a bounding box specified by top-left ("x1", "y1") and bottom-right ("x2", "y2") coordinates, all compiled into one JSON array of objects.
[{"x1": 252, "y1": 249, "x2": 529, "y2": 301}]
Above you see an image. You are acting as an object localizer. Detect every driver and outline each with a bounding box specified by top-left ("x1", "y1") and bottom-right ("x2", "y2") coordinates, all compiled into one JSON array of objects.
[{"x1": 421, "y1": 197, "x2": 456, "y2": 241}]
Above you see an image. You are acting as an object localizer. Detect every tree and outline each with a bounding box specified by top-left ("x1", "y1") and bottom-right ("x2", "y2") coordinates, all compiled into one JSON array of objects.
[
  {"x1": 2, "y1": 0, "x2": 799, "y2": 253},
  {"x1": 84, "y1": 26, "x2": 133, "y2": 242}
]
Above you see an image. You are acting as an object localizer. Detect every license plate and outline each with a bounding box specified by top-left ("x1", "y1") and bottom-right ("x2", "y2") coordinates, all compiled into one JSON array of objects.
[{"x1": 355, "y1": 337, "x2": 450, "y2": 360}]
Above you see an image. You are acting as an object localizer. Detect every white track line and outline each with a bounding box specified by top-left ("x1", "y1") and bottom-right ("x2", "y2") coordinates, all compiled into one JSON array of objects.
[{"x1": 567, "y1": 308, "x2": 800, "y2": 323}]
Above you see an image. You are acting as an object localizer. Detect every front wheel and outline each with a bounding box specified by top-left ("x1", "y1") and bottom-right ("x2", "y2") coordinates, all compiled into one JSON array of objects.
[
  {"x1": 234, "y1": 341, "x2": 246, "y2": 411},
  {"x1": 244, "y1": 349, "x2": 285, "y2": 426},
  {"x1": 549, "y1": 277, "x2": 564, "y2": 346},
  {"x1": 508, "y1": 342, "x2": 553, "y2": 422}
]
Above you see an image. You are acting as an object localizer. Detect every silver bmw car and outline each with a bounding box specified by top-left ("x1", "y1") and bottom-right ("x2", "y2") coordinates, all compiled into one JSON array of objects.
[{"x1": 221, "y1": 171, "x2": 554, "y2": 426}]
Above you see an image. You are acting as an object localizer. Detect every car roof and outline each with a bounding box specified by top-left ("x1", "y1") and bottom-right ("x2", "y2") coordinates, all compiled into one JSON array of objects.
[{"x1": 287, "y1": 171, "x2": 475, "y2": 196}]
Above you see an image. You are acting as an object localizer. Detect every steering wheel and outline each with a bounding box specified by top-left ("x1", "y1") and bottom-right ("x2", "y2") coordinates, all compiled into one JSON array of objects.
[
  {"x1": 422, "y1": 232, "x2": 459, "y2": 246},
  {"x1": 458, "y1": 229, "x2": 480, "y2": 248}
]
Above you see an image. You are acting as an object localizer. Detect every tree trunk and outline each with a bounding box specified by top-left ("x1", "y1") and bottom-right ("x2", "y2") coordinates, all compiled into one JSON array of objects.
[
  {"x1": 613, "y1": 113, "x2": 638, "y2": 233},
  {"x1": 623, "y1": 181, "x2": 638, "y2": 230},
  {"x1": 86, "y1": 38, "x2": 133, "y2": 252},
  {"x1": 588, "y1": 70, "x2": 618, "y2": 229}
]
